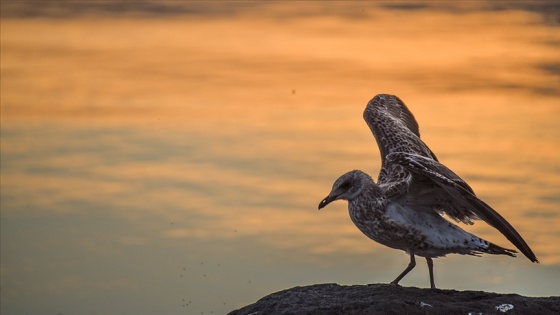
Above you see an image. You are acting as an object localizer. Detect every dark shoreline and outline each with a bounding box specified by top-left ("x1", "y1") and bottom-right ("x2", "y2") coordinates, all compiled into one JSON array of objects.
[{"x1": 229, "y1": 283, "x2": 560, "y2": 315}]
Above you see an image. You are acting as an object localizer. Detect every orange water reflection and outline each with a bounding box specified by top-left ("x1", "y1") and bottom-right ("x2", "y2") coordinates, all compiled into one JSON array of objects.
[{"x1": 1, "y1": 4, "x2": 560, "y2": 314}]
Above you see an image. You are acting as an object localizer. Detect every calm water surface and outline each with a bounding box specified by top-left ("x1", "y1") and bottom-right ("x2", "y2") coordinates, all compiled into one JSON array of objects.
[{"x1": 1, "y1": 3, "x2": 559, "y2": 314}]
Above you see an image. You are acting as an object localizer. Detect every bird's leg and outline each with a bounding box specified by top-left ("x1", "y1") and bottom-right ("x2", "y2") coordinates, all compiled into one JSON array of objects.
[
  {"x1": 426, "y1": 257, "x2": 436, "y2": 289},
  {"x1": 390, "y1": 253, "x2": 415, "y2": 286}
]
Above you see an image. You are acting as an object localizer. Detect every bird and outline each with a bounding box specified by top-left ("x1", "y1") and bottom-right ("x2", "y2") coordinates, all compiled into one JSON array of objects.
[{"x1": 318, "y1": 94, "x2": 538, "y2": 289}]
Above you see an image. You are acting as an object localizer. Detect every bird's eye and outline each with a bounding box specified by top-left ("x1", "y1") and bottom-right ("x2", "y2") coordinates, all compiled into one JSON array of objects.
[{"x1": 339, "y1": 181, "x2": 351, "y2": 191}]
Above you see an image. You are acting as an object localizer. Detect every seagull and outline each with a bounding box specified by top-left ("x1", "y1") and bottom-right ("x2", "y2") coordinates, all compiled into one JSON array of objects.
[{"x1": 318, "y1": 94, "x2": 538, "y2": 289}]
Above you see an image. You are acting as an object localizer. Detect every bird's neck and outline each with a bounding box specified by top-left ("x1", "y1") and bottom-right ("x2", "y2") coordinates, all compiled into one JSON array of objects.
[{"x1": 349, "y1": 180, "x2": 386, "y2": 212}]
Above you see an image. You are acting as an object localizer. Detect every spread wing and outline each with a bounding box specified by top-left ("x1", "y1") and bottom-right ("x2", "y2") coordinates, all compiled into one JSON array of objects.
[
  {"x1": 363, "y1": 94, "x2": 438, "y2": 175},
  {"x1": 364, "y1": 94, "x2": 437, "y2": 185},
  {"x1": 387, "y1": 152, "x2": 538, "y2": 263},
  {"x1": 376, "y1": 94, "x2": 420, "y2": 138}
]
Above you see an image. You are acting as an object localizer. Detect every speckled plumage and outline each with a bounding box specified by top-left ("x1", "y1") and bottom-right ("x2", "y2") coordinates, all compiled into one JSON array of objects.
[{"x1": 319, "y1": 94, "x2": 538, "y2": 289}]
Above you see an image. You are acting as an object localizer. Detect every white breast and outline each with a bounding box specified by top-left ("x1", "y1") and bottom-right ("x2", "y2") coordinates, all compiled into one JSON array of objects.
[{"x1": 385, "y1": 201, "x2": 475, "y2": 249}]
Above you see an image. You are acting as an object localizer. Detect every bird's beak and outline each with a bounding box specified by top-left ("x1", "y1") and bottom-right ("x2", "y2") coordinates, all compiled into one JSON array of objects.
[{"x1": 318, "y1": 195, "x2": 336, "y2": 210}]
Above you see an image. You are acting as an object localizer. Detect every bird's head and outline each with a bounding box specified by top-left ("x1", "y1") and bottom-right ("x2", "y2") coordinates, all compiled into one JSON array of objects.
[{"x1": 318, "y1": 170, "x2": 372, "y2": 210}]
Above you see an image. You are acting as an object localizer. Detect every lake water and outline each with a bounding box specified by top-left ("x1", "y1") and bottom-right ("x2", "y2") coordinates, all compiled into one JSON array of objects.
[{"x1": 1, "y1": 2, "x2": 559, "y2": 314}]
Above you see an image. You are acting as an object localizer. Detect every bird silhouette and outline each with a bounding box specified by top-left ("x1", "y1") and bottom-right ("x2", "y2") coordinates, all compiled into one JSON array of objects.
[{"x1": 319, "y1": 94, "x2": 538, "y2": 289}]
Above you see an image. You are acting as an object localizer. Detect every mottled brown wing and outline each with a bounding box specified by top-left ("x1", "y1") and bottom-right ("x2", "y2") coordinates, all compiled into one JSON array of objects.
[
  {"x1": 363, "y1": 94, "x2": 438, "y2": 167},
  {"x1": 387, "y1": 152, "x2": 538, "y2": 263},
  {"x1": 363, "y1": 94, "x2": 439, "y2": 186},
  {"x1": 381, "y1": 94, "x2": 421, "y2": 137}
]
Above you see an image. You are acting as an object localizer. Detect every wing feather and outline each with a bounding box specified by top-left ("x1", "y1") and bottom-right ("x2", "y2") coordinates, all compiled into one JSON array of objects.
[
  {"x1": 387, "y1": 152, "x2": 538, "y2": 263},
  {"x1": 363, "y1": 94, "x2": 438, "y2": 166}
]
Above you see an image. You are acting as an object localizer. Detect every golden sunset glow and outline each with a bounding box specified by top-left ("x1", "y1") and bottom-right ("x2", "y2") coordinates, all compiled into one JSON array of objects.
[{"x1": 1, "y1": 2, "x2": 559, "y2": 314}]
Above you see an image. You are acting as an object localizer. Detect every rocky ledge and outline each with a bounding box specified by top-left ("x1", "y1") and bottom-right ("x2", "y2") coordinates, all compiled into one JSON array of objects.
[{"x1": 228, "y1": 283, "x2": 559, "y2": 315}]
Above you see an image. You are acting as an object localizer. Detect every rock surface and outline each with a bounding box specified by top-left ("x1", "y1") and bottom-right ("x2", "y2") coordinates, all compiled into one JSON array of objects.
[{"x1": 228, "y1": 283, "x2": 560, "y2": 315}]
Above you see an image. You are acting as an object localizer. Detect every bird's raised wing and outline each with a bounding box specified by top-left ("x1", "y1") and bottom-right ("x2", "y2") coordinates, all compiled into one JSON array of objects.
[
  {"x1": 387, "y1": 151, "x2": 538, "y2": 263},
  {"x1": 367, "y1": 94, "x2": 420, "y2": 136},
  {"x1": 363, "y1": 94, "x2": 438, "y2": 166}
]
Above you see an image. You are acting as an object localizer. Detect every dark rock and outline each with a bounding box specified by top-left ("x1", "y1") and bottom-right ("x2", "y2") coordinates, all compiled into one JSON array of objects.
[{"x1": 228, "y1": 283, "x2": 560, "y2": 315}]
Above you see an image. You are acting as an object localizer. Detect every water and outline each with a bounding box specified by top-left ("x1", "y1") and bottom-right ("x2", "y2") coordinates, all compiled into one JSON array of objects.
[{"x1": 1, "y1": 3, "x2": 559, "y2": 314}]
